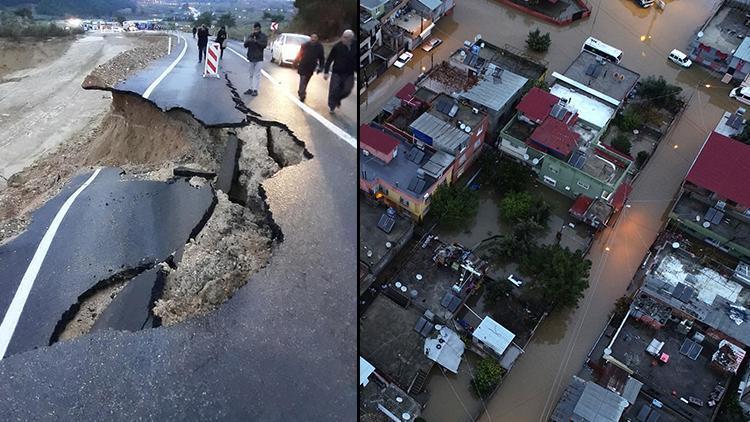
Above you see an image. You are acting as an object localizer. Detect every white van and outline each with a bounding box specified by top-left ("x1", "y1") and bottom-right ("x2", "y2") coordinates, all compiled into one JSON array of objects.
[
  {"x1": 582, "y1": 37, "x2": 623, "y2": 64},
  {"x1": 668, "y1": 49, "x2": 692, "y2": 68},
  {"x1": 730, "y1": 86, "x2": 750, "y2": 106}
]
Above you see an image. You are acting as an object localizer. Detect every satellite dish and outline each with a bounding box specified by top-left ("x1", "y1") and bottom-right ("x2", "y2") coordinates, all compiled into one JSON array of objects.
[
  {"x1": 367, "y1": 250, "x2": 373, "y2": 257},
  {"x1": 402, "y1": 413, "x2": 411, "y2": 421},
  {"x1": 396, "y1": 397, "x2": 403, "y2": 403},
  {"x1": 532, "y1": 158, "x2": 540, "y2": 165},
  {"x1": 395, "y1": 282, "x2": 402, "y2": 288},
  {"x1": 672, "y1": 242, "x2": 680, "y2": 249},
  {"x1": 703, "y1": 221, "x2": 711, "y2": 228},
  {"x1": 400, "y1": 286, "x2": 408, "y2": 292},
  {"x1": 435, "y1": 324, "x2": 443, "y2": 330},
  {"x1": 460, "y1": 123, "x2": 466, "y2": 130},
  {"x1": 386, "y1": 241, "x2": 393, "y2": 248},
  {"x1": 523, "y1": 154, "x2": 530, "y2": 160},
  {"x1": 464, "y1": 126, "x2": 471, "y2": 133},
  {"x1": 697, "y1": 31, "x2": 704, "y2": 38},
  {"x1": 604, "y1": 347, "x2": 612, "y2": 356},
  {"x1": 416, "y1": 274, "x2": 423, "y2": 281}
]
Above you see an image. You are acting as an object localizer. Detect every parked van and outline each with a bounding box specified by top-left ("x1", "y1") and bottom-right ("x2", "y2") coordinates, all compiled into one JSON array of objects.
[
  {"x1": 668, "y1": 49, "x2": 692, "y2": 68},
  {"x1": 730, "y1": 86, "x2": 750, "y2": 106}
]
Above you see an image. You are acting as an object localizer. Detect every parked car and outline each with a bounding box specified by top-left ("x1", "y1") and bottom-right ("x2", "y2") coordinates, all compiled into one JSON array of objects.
[
  {"x1": 270, "y1": 33, "x2": 311, "y2": 66},
  {"x1": 421, "y1": 38, "x2": 443, "y2": 52},
  {"x1": 667, "y1": 49, "x2": 692, "y2": 68},
  {"x1": 730, "y1": 86, "x2": 750, "y2": 106},
  {"x1": 393, "y1": 52, "x2": 413, "y2": 69},
  {"x1": 507, "y1": 274, "x2": 523, "y2": 287}
]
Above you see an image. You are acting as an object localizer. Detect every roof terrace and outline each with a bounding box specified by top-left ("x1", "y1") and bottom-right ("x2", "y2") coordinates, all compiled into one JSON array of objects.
[
  {"x1": 562, "y1": 51, "x2": 640, "y2": 102},
  {"x1": 695, "y1": 5, "x2": 750, "y2": 56}
]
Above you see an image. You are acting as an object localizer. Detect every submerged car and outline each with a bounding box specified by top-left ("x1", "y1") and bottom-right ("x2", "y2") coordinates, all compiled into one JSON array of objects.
[
  {"x1": 667, "y1": 49, "x2": 692, "y2": 68},
  {"x1": 421, "y1": 38, "x2": 443, "y2": 52},
  {"x1": 270, "y1": 33, "x2": 311, "y2": 66}
]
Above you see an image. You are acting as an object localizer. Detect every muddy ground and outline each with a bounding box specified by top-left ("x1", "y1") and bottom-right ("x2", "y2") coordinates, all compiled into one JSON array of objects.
[{"x1": 0, "y1": 37, "x2": 73, "y2": 79}]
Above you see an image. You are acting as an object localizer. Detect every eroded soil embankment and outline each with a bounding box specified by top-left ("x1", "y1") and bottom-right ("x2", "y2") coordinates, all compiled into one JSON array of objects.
[{"x1": 21, "y1": 90, "x2": 309, "y2": 338}]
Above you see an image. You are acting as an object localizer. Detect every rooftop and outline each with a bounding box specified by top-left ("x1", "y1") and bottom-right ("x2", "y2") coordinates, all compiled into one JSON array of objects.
[
  {"x1": 410, "y1": 112, "x2": 471, "y2": 156},
  {"x1": 359, "y1": 294, "x2": 434, "y2": 390},
  {"x1": 714, "y1": 108, "x2": 747, "y2": 138},
  {"x1": 604, "y1": 316, "x2": 728, "y2": 421},
  {"x1": 449, "y1": 40, "x2": 547, "y2": 82},
  {"x1": 359, "y1": 198, "x2": 414, "y2": 278},
  {"x1": 359, "y1": 377, "x2": 422, "y2": 422},
  {"x1": 695, "y1": 5, "x2": 750, "y2": 55},
  {"x1": 394, "y1": 11, "x2": 432, "y2": 37},
  {"x1": 685, "y1": 131, "x2": 750, "y2": 208},
  {"x1": 562, "y1": 51, "x2": 640, "y2": 102},
  {"x1": 671, "y1": 190, "x2": 750, "y2": 262},
  {"x1": 418, "y1": 61, "x2": 475, "y2": 96},
  {"x1": 386, "y1": 239, "x2": 486, "y2": 321},
  {"x1": 360, "y1": 124, "x2": 452, "y2": 197},
  {"x1": 529, "y1": 117, "x2": 581, "y2": 158},
  {"x1": 550, "y1": 376, "x2": 628, "y2": 422},
  {"x1": 516, "y1": 87, "x2": 561, "y2": 124},
  {"x1": 429, "y1": 93, "x2": 486, "y2": 128},
  {"x1": 361, "y1": 124, "x2": 400, "y2": 156},
  {"x1": 459, "y1": 63, "x2": 528, "y2": 112},
  {"x1": 639, "y1": 245, "x2": 750, "y2": 347},
  {"x1": 361, "y1": 0, "x2": 388, "y2": 11},
  {"x1": 550, "y1": 83, "x2": 616, "y2": 129},
  {"x1": 472, "y1": 316, "x2": 515, "y2": 357}
]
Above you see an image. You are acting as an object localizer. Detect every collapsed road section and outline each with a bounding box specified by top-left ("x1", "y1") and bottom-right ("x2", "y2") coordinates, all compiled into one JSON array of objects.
[{"x1": 0, "y1": 42, "x2": 309, "y2": 357}]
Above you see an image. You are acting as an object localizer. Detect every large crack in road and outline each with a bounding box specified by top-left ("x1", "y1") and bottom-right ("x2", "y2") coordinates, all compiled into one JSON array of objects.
[{"x1": 0, "y1": 47, "x2": 311, "y2": 356}]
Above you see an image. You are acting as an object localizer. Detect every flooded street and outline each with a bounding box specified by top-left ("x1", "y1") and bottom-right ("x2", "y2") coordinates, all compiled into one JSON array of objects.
[{"x1": 361, "y1": 0, "x2": 739, "y2": 421}]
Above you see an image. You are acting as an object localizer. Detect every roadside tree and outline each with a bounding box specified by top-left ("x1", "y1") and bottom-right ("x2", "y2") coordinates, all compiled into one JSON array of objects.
[
  {"x1": 429, "y1": 184, "x2": 479, "y2": 229},
  {"x1": 520, "y1": 244, "x2": 591, "y2": 309}
]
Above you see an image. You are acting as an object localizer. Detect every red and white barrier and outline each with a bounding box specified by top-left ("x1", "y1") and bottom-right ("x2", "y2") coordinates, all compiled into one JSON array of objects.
[{"x1": 203, "y1": 42, "x2": 221, "y2": 78}]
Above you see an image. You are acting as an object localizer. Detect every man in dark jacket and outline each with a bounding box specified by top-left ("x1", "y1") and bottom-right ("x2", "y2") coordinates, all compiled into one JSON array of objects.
[
  {"x1": 196, "y1": 24, "x2": 210, "y2": 63},
  {"x1": 323, "y1": 29, "x2": 356, "y2": 113},
  {"x1": 243, "y1": 22, "x2": 268, "y2": 96},
  {"x1": 192, "y1": 26, "x2": 197, "y2": 38},
  {"x1": 293, "y1": 33, "x2": 325, "y2": 102},
  {"x1": 215, "y1": 26, "x2": 227, "y2": 59}
]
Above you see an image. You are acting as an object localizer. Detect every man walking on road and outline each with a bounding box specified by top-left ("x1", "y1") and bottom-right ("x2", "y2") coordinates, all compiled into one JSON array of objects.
[
  {"x1": 197, "y1": 24, "x2": 210, "y2": 63},
  {"x1": 293, "y1": 33, "x2": 325, "y2": 102},
  {"x1": 323, "y1": 29, "x2": 356, "y2": 114},
  {"x1": 243, "y1": 22, "x2": 268, "y2": 97},
  {"x1": 215, "y1": 25, "x2": 227, "y2": 59},
  {"x1": 192, "y1": 26, "x2": 197, "y2": 39}
]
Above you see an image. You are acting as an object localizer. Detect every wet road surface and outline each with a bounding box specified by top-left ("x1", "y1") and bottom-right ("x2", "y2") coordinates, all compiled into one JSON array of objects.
[
  {"x1": 0, "y1": 32, "x2": 356, "y2": 420},
  {"x1": 361, "y1": 1, "x2": 737, "y2": 420},
  {"x1": 0, "y1": 169, "x2": 214, "y2": 357}
]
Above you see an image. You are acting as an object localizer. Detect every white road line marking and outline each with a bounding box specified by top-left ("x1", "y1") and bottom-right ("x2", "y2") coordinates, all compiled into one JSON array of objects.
[
  {"x1": 0, "y1": 168, "x2": 102, "y2": 358},
  {"x1": 143, "y1": 34, "x2": 188, "y2": 99},
  {"x1": 226, "y1": 47, "x2": 356, "y2": 148}
]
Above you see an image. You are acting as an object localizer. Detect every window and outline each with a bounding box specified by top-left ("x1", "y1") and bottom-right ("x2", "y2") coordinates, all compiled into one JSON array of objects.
[
  {"x1": 543, "y1": 176, "x2": 557, "y2": 187},
  {"x1": 577, "y1": 181, "x2": 590, "y2": 190},
  {"x1": 549, "y1": 167, "x2": 559, "y2": 174},
  {"x1": 400, "y1": 197, "x2": 410, "y2": 207}
]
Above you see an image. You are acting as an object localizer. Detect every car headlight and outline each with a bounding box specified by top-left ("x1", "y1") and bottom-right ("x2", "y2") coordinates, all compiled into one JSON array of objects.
[{"x1": 282, "y1": 44, "x2": 300, "y2": 60}]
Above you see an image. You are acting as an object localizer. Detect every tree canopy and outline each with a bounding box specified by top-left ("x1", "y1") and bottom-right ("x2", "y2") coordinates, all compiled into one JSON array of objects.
[
  {"x1": 429, "y1": 184, "x2": 479, "y2": 230},
  {"x1": 500, "y1": 191, "x2": 550, "y2": 226},
  {"x1": 216, "y1": 12, "x2": 236, "y2": 28},
  {"x1": 292, "y1": 0, "x2": 356, "y2": 39},
  {"x1": 479, "y1": 151, "x2": 533, "y2": 195},
  {"x1": 520, "y1": 244, "x2": 591, "y2": 309},
  {"x1": 194, "y1": 12, "x2": 213, "y2": 28}
]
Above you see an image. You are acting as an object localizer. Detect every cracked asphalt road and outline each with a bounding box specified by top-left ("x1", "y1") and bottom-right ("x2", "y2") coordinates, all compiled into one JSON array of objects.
[
  {"x1": 0, "y1": 32, "x2": 356, "y2": 420},
  {"x1": 0, "y1": 168, "x2": 214, "y2": 357}
]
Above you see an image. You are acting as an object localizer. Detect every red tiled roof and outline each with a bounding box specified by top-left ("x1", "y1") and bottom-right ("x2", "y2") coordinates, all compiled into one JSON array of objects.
[
  {"x1": 395, "y1": 83, "x2": 417, "y2": 101},
  {"x1": 529, "y1": 118, "x2": 580, "y2": 157},
  {"x1": 360, "y1": 124, "x2": 399, "y2": 156},
  {"x1": 516, "y1": 87, "x2": 560, "y2": 124},
  {"x1": 686, "y1": 132, "x2": 750, "y2": 208},
  {"x1": 570, "y1": 195, "x2": 593, "y2": 218}
]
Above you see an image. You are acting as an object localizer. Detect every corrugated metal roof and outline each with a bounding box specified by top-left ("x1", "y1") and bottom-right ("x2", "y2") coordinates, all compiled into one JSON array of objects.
[
  {"x1": 622, "y1": 377, "x2": 643, "y2": 404},
  {"x1": 573, "y1": 381, "x2": 628, "y2": 422},
  {"x1": 418, "y1": 0, "x2": 442, "y2": 10},
  {"x1": 460, "y1": 64, "x2": 527, "y2": 112},
  {"x1": 735, "y1": 38, "x2": 750, "y2": 63},
  {"x1": 409, "y1": 112, "x2": 470, "y2": 154}
]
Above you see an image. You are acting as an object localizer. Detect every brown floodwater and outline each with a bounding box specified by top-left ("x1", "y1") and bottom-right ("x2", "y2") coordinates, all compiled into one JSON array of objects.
[{"x1": 360, "y1": 0, "x2": 739, "y2": 420}]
